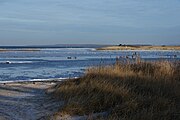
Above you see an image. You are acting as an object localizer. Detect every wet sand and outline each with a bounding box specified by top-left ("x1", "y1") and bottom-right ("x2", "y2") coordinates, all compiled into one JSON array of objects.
[{"x1": 0, "y1": 81, "x2": 63, "y2": 120}]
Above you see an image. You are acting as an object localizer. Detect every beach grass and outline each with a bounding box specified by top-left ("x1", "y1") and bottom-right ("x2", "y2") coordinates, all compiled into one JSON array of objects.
[
  {"x1": 51, "y1": 60, "x2": 180, "y2": 119},
  {"x1": 97, "y1": 45, "x2": 180, "y2": 50}
]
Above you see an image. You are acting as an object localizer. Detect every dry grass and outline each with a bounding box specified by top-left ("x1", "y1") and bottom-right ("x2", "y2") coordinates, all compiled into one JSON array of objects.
[
  {"x1": 51, "y1": 60, "x2": 180, "y2": 120},
  {"x1": 97, "y1": 45, "x2": 180, "y2": 50}
]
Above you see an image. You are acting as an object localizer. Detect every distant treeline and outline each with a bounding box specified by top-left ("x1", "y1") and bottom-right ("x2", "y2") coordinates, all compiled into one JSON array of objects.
[{"x1": 0, "y1": 44, "x2": 110, "y2": 49}]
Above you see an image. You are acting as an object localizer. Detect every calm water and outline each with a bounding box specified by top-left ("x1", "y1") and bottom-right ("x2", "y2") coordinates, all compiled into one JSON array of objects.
[{"x1": 0, "y1": 48, "x2": 179, "y2": 82}]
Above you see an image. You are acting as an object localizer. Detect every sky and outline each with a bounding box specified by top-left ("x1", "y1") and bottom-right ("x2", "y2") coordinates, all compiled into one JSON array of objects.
[{"x1": 0, "y1": 0, "x2": 180, "y2": 45}]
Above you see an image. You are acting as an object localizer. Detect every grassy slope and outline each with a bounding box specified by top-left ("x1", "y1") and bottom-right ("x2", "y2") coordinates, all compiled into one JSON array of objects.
[
  {"x1": 97, "y1": 45, "x2": 180, "y2": 50},
  {"x1": 51, "y1": 61, "x2": 180, "y2": 120}
]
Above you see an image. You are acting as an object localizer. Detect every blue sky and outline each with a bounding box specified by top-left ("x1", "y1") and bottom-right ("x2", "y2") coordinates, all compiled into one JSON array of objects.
[{"x1": 0, "y1": 0, "x2": 180, "y2": 45}]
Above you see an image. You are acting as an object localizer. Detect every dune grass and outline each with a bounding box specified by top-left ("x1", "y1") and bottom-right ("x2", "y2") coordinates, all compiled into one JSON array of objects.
[
  {"x1": 97, "y1": 45, "x2": 180, "y2": 51},
  {"x1": 51, "y1": 60, "x2": 180, "y2": 119}
]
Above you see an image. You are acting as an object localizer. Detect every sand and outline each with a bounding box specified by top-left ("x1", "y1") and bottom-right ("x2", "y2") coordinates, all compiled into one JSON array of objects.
[
  {"x1": 97, "y1": 45, "x2": 180, "y2": 50},
  {"x1": 0, "y1": 81, "x2": 63, "y2": 120},
  {"x1": 0, "y1": 81, "x2": 108, "y2": 120}
]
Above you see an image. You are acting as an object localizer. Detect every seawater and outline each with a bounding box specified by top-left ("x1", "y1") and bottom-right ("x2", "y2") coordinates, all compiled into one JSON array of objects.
[{"x1": 0, "y1": 48, "x2": 179, "y2": 82}]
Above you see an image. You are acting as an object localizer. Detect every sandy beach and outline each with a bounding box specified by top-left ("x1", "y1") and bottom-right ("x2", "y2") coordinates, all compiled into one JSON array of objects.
[
  {"x1": 97, "y1": 45, "x2": 180, "y2": 50},
  {"x1": 0, "y1": 81, "x2": 63, "y2": 120}
]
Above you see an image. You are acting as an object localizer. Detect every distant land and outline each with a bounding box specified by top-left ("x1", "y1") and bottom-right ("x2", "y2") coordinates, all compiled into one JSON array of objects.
[
  {"x1": 0, "y1": 44, "x2": 110, "y2": 49},
  {"x1": 97, "y1": 45, "x2": 180, "y2": 50},
  {"x1": 0, "y1": 44, "x2": 111, "y2": 52},
  {"x1": 0, "y1": 44, "x2": 180, "y2": 51}
]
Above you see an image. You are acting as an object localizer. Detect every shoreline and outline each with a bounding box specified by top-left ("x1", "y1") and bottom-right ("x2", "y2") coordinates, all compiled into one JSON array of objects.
[
  {"x1": 97, "y1": 45, "x2": 180, "y2": 51},
  {"x1": 0, "y1": 77, "x2": 80, "y2": 84},
  {"x1": 0, "y1": 79, "x2": 64, "y2": 84},
  {"x1": 0, "y1": 49, "x2": 40, "y2": 52},
  {"x1": 0, "y1": 60, "x2": 179, "y2": 119}
]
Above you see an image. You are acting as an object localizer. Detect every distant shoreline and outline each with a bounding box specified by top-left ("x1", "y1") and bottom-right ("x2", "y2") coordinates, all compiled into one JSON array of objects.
[
  {"x1": 0, "y1": 49, "x2": 40, "y2": 52},
  {"x1": 97, "y1": 45, "x2": 180, "y2": 51}
]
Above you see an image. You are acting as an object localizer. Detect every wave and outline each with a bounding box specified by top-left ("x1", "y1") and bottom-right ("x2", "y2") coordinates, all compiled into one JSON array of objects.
[
  {"x1": 0, "y1": 61, "x2": 34, "y2": 64},
  {"x1": 0, "y1": 77, "x2": 79, "y2": 84}
]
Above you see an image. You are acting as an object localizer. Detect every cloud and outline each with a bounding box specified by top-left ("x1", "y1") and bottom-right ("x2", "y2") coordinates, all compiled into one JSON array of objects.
[
  {"x1": 0, "y1": 17, "x2": 46, "y2": 23},
  {"x1": 0, "y1": 0, "x2": 180, "y2": 45}
]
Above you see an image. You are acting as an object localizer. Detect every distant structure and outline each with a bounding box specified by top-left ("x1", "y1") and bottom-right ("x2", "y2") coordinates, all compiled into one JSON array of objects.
[{"x1": 118, "y1": 44, "x2": 122, "y2": 46}]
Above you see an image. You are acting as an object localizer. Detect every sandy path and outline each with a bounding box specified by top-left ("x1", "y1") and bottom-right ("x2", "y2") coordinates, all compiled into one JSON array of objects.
[{"x1": 0, "y1": 82, "x2": 63, "y2": 120}]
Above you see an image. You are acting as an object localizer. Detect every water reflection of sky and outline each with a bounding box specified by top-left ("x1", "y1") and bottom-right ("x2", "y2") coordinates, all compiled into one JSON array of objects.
[{"x1": 0, "y1": 48, "x2": 179, "y2": 82}]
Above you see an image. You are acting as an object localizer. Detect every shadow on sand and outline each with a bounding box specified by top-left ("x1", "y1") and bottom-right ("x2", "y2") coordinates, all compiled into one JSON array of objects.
[{"x1": 0, "y1": 82, "x2": 63, "y2": 120}]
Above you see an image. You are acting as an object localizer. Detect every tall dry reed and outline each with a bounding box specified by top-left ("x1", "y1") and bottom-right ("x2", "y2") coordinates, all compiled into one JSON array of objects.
[{"x1": 51, "y1": 61, "x2": 180, "y2": 120}]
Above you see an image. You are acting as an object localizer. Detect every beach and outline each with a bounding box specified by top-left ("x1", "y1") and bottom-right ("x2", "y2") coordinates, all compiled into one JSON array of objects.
[
  {"x1": 0, "y1": 81, "x2": 63, "y2": 120},
  {"x1": 0, "y1": 60, "x2": 179, "y2": 120},
  {"x1": 0, "y1": 48, "x2": 179, "y2": 120},
  {"x1": 97, "y1": 45, "x2": 180, "y2": 51}
]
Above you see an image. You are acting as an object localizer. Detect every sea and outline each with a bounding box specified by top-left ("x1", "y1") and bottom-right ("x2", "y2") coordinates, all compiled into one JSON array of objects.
[{"x1": 0, "y1": 45, "x2": 179, "y2": 83}]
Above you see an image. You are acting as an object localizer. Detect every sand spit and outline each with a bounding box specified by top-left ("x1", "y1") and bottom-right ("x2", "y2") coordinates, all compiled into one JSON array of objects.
[
  {"x1": 0, "y1": 49, "x2": 40, "y2": 52},
  {"x1": 97, "y1": 45, "x2": 180, "y2": 51},
  {"x1": 0, "y1": 81, "x2": 63, "y2": 120}
]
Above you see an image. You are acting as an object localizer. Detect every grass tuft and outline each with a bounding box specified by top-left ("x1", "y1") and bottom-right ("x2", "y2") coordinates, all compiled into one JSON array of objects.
[{"x1": 51, "y1": 61, "x2": 180, "y2": 119}]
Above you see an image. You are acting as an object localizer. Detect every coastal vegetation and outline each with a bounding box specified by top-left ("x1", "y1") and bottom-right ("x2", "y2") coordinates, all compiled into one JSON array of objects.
[
  {"x1": 97, "y1": 45, "x2": 180, "y2": 50},
  {"x1": 50, "y1": 60, "x2": 180, "y2": 119}
]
